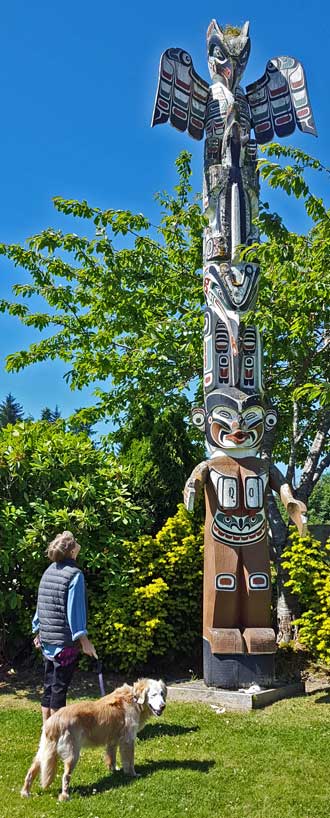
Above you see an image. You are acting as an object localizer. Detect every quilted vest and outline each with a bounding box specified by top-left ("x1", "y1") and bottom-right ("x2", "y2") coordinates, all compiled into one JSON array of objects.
[{"x1": 37, "y1": 559, "x2": 82, "y2": 646}]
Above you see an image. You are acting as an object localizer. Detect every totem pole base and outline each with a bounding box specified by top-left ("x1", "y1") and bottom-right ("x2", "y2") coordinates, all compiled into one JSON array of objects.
[{"x1": 203, "y1": 638, "x2": 275, "y2": 690}]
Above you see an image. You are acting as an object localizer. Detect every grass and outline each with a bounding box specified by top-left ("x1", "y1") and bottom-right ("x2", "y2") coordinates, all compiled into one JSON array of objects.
[{"x1": 0, "y1": 688, "x2": 330, "y2": 818}]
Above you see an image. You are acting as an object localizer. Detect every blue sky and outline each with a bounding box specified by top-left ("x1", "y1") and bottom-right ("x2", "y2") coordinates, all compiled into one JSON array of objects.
[{"x1": 0, "y1": 0, "x2": 328, "y2": 425}]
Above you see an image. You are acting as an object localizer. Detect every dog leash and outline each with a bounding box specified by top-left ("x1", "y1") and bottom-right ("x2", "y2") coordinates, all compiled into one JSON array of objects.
[{"x1": 95, "y1": 659, "x2": 105, "y2": 697}]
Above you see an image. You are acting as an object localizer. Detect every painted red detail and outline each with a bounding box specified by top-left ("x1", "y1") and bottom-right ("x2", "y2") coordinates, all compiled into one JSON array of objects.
[
  {"x1": 275, "y1": 114, "x2": 292, "y2": 125},
  {"x1": 269, "y1": 84, "x2": 287, "y2": 97},
  {"x1": 172, "y1": 107, "x2": 187, "y2": 120},
  {"x1": 176, "y1": 78, "x2": 191, "y2": 91},
  {"x1": 255, "y1": 122, "x2": 271, "y2": 132},
  {"x1": 296, "y1": 107, "x2": 309, "y2": 118},
  {"x1": 191, "y1": 118, "x2": 203, "y2": 129}
]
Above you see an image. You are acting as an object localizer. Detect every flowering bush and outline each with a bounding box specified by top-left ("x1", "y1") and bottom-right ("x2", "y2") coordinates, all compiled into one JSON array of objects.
[{"x1": 282, "y1": 531, "x2": 330, "y2": 665}]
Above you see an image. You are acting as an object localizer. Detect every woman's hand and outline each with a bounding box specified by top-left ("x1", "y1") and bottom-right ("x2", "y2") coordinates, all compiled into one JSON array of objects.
[
  {"x1": 33, "y1": 634, "x2": 41, "y2": 649},
  {"x1": 79, "y1": 634, "x2": 98, "y2": 659}
]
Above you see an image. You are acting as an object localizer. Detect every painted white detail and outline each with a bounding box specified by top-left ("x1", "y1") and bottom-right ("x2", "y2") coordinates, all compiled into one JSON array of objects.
[
  {"x1": 204, "y1": 335, "x2": 213, "y2": 373},
  {"x1": 248, "y1": 573, "x2": 269, "y2": 590},
  {"x1": 219, "y1": 476, "x2": 238, "y2": 508},
  {"x1": 215, "y1": 573, "x2": 236, "y2": 591},
  {"x1": 245, "y1": 476, "x2": 264, "y2": 509},
  {"x1": 231, "y1": 182, "x2": 241, "y2": 261}
]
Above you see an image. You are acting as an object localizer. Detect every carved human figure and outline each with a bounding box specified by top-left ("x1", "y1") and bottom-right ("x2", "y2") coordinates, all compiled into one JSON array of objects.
[{"x1": 184, "y1": 387, "x2": 307, "y2": 682}]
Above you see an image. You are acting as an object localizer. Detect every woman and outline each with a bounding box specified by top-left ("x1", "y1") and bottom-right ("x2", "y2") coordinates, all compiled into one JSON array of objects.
[{"x1": 33, "y1": 530, "x2": 97, "y2": 723}]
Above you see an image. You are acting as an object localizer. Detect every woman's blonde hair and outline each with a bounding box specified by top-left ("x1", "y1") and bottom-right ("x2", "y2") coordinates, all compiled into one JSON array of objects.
[{"x1": 47, "y1": 531, "x2": 79, "y2": 562}]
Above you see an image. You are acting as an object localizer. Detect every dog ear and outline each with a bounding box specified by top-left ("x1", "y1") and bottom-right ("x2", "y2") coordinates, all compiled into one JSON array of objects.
[
  {"x1": 133, "y1": 680, "x2": 147, "y2": 704},
  {"x1": 159, "y1": 680, "x2": 167, "y2": 699}
]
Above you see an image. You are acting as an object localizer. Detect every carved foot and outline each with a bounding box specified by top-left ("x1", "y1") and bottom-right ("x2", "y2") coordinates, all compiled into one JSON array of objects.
[
  {"x1": 206, "y1": 627, "x2": 245, "y2": 654},
  {"x1": 242, "y1": 627, "x2": 276, "y2": 654}
]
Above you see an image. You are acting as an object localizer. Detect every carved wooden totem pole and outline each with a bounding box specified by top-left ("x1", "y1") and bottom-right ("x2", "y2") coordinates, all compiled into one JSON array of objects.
[{"x1": 152, "y1": 20, "x2": 315, "y2": 688}]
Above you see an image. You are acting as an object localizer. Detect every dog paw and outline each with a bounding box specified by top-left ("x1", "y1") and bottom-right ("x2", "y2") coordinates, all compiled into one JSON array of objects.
[
  {"x1": 58, "y1": 793, "x2": 70, "y2": 802},
  {"x1": 20, "y1": 789, "x2": 30, "y2": 798}
]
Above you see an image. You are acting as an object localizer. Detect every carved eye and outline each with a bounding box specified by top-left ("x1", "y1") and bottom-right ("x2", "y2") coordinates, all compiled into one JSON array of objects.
[
  {"x1": 265, "y1": 410, "x2": 277, "y2": 430},
  {"x1": 225, "y1": 516, "x2": 231, "y2": 523},
  {"x1": 192, "y1": 409, "x2": 205, "y2": 428},
  {"x1": 214, "y1": 410, "x2": 231, "y2": 420},
  {"x1": 182, "y1": 51, "x2": 192, "y2": 65}
]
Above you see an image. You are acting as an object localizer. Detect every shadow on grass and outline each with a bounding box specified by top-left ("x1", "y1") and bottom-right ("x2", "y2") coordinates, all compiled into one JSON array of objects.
[
  {"x1": 314, "y1": 692, "x2": 330, "y2": 704},
  {"x1": 73, "y1": 759, "x2": 215, "y2": 797},
  {"x1": 138, "y1": 723, "x2": 200, "y2": 740},
  {"x1": 0, "y1": 668, "x2": 111, "y2": 704}
]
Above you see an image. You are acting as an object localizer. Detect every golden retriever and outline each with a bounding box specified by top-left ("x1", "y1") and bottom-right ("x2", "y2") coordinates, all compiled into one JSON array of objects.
[{"x1": 21, "y1": 678, "x2": 167, "y2": 801}]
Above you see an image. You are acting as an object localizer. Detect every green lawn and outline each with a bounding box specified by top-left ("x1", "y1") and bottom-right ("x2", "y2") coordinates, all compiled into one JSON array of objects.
[{"x1": 0, "y1": 691, "x2": 329, "y2": 818}]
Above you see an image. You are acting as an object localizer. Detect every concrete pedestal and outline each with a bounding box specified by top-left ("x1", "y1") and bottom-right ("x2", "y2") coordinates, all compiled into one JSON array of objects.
[{"x1": 168, "y1": 678, "x2": 305, "y2": 711}]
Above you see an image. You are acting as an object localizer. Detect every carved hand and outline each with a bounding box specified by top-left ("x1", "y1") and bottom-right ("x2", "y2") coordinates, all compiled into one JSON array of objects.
[
  {"x1": 183, "y1": 461, "x2": 209, "y2": 512},
  {"x1": 280, "y1": 483, "x2": 308, "y2": 536},
  {"x1": 286, "y1": 499, "x2": 308, "y2": 537}
]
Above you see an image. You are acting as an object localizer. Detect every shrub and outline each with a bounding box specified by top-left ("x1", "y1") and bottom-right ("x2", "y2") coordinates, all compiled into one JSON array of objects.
[
  {"x1": 282, "y1": 531, "x2": 330, "y2": 665},
  {"x1": 91, "y1": 504, "x2": 204, "y2": 670},
  {"x1": 0, "y1": 420, "x2": 143, "y2": 658}
]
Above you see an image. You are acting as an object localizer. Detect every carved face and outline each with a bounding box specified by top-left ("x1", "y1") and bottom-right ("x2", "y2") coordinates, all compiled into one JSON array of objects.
[
  {"x1": 193, "y1": 387, "x2": 277, "y2": 457},
  {"x1": 209, "y1": 401, "x2": 264, "y2": 451},
  {"x1": 207, "y1": 19, "x2": 250, "y2": 89}
]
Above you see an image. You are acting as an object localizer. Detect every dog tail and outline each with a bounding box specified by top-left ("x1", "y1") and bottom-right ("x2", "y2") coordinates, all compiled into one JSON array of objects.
[{"x1": 39, "y1": 724, "x2": 58, "y2": 789}]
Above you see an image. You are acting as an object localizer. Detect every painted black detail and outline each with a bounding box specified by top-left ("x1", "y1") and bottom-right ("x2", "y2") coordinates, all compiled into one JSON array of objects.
[{"x1": 203, "y1": 638, "x2": 275, "y2": 689}]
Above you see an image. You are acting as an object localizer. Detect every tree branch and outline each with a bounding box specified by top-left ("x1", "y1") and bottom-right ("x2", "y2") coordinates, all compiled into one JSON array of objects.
[
  {"x1": 296, "y1": 410, "x2": 330, "y2": 502},
  {"x1": 312, "y1": 450, "x2": 330, "y2": 488},
  {"x1": 286, "y1": 400, "x2": 299, "y2": 485}
]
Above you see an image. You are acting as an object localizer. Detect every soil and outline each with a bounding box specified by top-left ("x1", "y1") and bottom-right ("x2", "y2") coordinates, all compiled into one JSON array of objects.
[{"x1": 1, "y1": 647, "x2": 329, "y2": 708}]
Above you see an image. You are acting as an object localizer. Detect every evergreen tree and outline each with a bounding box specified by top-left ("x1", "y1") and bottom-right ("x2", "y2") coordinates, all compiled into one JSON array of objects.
[
  {"x1": 41, "y1": 405, "x2": 61, "y2": 422},
  {"x1": 0, "y1": 393, "x2": 24, "y2": 427},
  {"x1": 118, "y1": 400, "x2": 204, "y2": 532}
]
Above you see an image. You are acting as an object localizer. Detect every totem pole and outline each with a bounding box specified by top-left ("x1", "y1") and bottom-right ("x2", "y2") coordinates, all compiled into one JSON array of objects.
[{"x1": 152, "y1": 20, "x2": 315, "y2": 688}]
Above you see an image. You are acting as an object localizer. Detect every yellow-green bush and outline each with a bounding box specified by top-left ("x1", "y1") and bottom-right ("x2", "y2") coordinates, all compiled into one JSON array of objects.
[
  {"x1": 282, "y1": 531, "x2": 330, "y2": 665},
  {"x1": 90, "y1": 504, "x2": 204, "y2": 670}
]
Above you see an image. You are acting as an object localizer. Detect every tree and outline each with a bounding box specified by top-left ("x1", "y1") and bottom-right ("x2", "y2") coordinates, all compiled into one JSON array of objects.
[
  {"x1": 250, "y1": 144, "x2": 330, "y2": 639},
  {"x1": 67, "y1": 407, "x2": 94, "y2": 437},
  {"x1": 40, "y1": 405, "x2": 61, "y2": 422},
  {"x1": 0, "y1": 147, "x2": 329, "y2": 640},
  {"x1": 0, "y1": 393, "x2": 25, "y2": 427},
  {"x1": 0, "y1": 152, "x2": 204, "y2": 427},
  {"x1": 117, "y1": 399, "x2": 205, "y2": 532},
  {"x1": 307, "y1": 475, "x2": 330, "y2": 525}
]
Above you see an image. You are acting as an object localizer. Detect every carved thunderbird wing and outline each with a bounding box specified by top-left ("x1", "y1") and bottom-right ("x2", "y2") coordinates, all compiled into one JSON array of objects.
[
  {"x1": 246, "y1": 56, "x2": 317, "y2": 144},
  {"x1": 151, "y1": 48, "x2": 209, "y2": 141}
]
